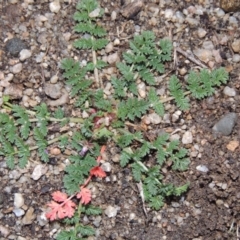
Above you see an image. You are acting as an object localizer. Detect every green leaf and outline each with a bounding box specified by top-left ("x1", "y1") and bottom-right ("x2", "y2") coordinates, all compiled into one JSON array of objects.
[
  {"x1": 116, "y1": 62, "x2": 135, "y2": 82},
  {"x1": 120, "y1": 150, "x2": 132, "y2": 167},
  {"x1": 111, "y1": 76, "x2": 126, "y2": 98},
  {"x1": 76, "y1": 225, "x2": 95, "y2": 237},
  {"x1": 148, "y1": 88, "x2": 164, "y2": 116},
  {"x1": 53, "y1": 108, "x2": 65, "y2": 119},
  {"x1": 6, "y1": 155, "x2": 15, "y2": 170},
  {"x1": 117, "y1": 133, "x2": 134, "y2": 148},
  {"x1": 139, "y1": 68, "x2": 155, "y2": 85},
  {"x1": 169, "y1": 75, "x2": 189, "y2": 110},
  {"x1": 148, "y1": 195, "x2": 164, "y2": 210},
  {"x1": 132, "y1": 162, "x2": 144, "y2": 182},
  {"x1": 82, "y1": 205, "x2": 102, "y2": 215},
  {"x1": 118, "y1": 98, "x2": 149, "y2": 121}
]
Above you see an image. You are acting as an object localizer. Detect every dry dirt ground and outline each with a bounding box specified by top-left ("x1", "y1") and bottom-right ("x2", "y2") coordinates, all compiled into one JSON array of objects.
[{"x1": 0, "y1": 0, "x2": 240, "y2": 239}]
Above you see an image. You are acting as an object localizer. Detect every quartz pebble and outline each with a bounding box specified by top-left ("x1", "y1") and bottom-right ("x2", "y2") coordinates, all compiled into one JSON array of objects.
[
  {"x1": 137, "y1": 82, "x2": 146, "y2": 98},
  {"x1": 182, "y1": 131, "x2": 193, "y2": 144},
  {"x1": 196, "y1": 165, "x2": 209, "y2": 173},
  {"x1": 31, "y1": 165, "x2": 48, "y2": 180},
  {"x1": 49, "y1": 0, "x2": 61, "y2": 13},
  {"x1": 223, "y1": 86, "x2": 236, "y2": 97},
  {"x1": 19, "y1": 49, "x2": 32, "y2": 61},
  {"x1": 232, "y1": 40, "x2": 240, "y2": 53},
  {"x1": 13, "y1": 208, "x2": 25, "y2": 217},
  {"x1": 12, "y1": 63, "x2": 23, "y2": 74},
  {"x1": 197, "y1": 28, "x2": 207, "y2": 38},
  {"x1": 107, "y1": 52, "x2": 119, "y2": 64},
  {"x1": 101, "y1": 162, "x2": 111, "y2": 172},
  {"x1": 14, "y1": 193, "x2": 24, "y2": 208},
  {"x1": 232, "y1": 54, "x2": 240, "y2": 63},
  {"x1": 148, "y1": 113, "x2": 161, "y2": 125},
  {"x1": 105, "y1": 205, "x2": 118, "y2": 218}
]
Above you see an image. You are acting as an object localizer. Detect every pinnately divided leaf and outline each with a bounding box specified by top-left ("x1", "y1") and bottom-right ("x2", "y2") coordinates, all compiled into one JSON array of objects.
[
  {"x1": 169, "y1": 75, "x2": 190, "y2": 110},
  {"x1": 117, "y1": 98, "x2": 149, "y2": 121}
]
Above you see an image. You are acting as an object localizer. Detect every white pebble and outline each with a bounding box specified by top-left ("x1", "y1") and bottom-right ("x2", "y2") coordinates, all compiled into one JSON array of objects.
[
  {"x1": 148, "y1": 113, "x2": 161, "y2": 125},
  {"x1": 12, "y1": 63, "x2": 23, "y2": 74},
  {"x1": 105, "y1": 42, "x2": 114, "y2": 53},
  {"x1": 31, "y1": 165, "x2": 48, "y2": 180},
  {"x1": 196, "y1": 165, "x2": 209, "y2": 173},
  {"x1": 137, "y1": 82, "x2": 146, "y2": 98},
  {"x1": 104, "y1": 205, "x2": 118, "y2": 218},
  {"x1": 111, "y1": 11, "x2": 117, "y2": 21},
  {"x1": 19, "y1": 49, "x2": 32, "y2": 61},
  {"x1": 49, "y1": 0, "x2": 61, "y2": 13},
  {"x1": 107, "y1": 52, "x2": 119, "y2": 64},
  {"x1": 113, "y1": 38, "x2": 120, "y2": 46},
  {"x1": 216, "y1": 8, "x2": 225, "y2": 17},
  {"x1": 50, "y1": 75, "x2": 58, "y2": 83},
  {"x1": 223, "y1": 86, "x2": 236, "y2": 97},
  {"x1": 182, "y1": 131, "x2": 193, "y2": 144},
  {"x1": 13, "y1": 208, "x2": 25, "y2": 217},
  {"x1": 232, "y1": 40, "x2": 240, "y2": 53},
  {"x1": 197, "y1": 28, "x2": 207, "y2": 38},
  {"x1": 232, "y1": 54, "x2": 240, "y2": 63},
  {"x1": 165, "y1": 9, "x2": 174, "y2": 19},
  {"x1": 175, "y1": 11, "x2": 185, "y2": 23},
  {"x1": 89, "y1": 8, "x2": 100, "y2": 18},
  {"x1": 101, "y1": 162, "x2": 111, "y2": 172},
  {"x1": 14, "y1": 193, "x2": 24, "y2": 208}
]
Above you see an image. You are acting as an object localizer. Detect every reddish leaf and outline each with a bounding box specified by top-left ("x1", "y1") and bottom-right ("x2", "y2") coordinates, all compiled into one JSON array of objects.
[
  {"x1": 76, "y1": 187, "x2": 91, "y2": 205},
  {"x1": 46, "y1": 197, "x2": 76, "y2": 221},
  {"x1": 63, "y1": 200, "x2": 76, "y2": 218},
  {"x1": 90, "y1": 166, "x2": 106, "y2": 178},
  {"x1": 52, "y1": 191, "x2": 68, "y2": 202}
]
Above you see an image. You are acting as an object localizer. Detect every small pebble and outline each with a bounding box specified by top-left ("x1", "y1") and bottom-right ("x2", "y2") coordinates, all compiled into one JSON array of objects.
[
  {"x1": 49, "y1": 0, "x2": 61, "y2": 13},
  {"x1": 232, "y1": 54, "x2": 240, "y2": 63},
  {"x1": 19, "y1": 49, "x2": 32, "y2": 61},
  {"x1": 232, "y1": 39, "x2": 240, "y2": 53},
  {"x1": 22, "y1": 207, "x2": 35, "y2": 225},
  {"x1": 14, "y1": 193, "x2": 24, "y2": 208},
  {"x1": 5, "y1": 38, "x2": 27, "y2": 56},
  {"x1": 12, "y1": 63, "x2": 23, "y2": 74},
  {"x1": 197, "y1": 28, "x2": 207, "y2": 38},
  {"x1": 226, "y1": 140, "x2": 239, "y2": 151},
  {"x1": 196, "y1": 165, "x2": 209, "y2": 173},
  {"x1": 213, "y1": 112, "x2": 237, "y2": 136},
  {"x1": 101, "y1": 162, "x2": 111, "y2": 172},
  {"x1": 89, "y1": 8, "x2": 100, "y2": 18},
  {"x1": 107, "y1": 52, "x2": 119, "y2": 64},
  {"x1": 104, "y1": 205, "x2": 118, "y2": 218},
  {"x1": 148, "y1": 113, "x2": 161, "y2": 125},
  {"x1": 223, "y1": 86, "x2": 236, "y2": 97},
  {"x1": 13, "y1": 208, "x2": 25, "y2": 217},
  {"x1": 182, "y1": 131, "x2": 193, "y2": 144},
  {"x1": 111, "y1": 11, "x2": 117, "y2": 21},
  {"x1": 138, "y1": 82, "x2": 146, "y2": 98},
  {"x1": 31, "y1": 165, "x2": 48, "y2": 180}
]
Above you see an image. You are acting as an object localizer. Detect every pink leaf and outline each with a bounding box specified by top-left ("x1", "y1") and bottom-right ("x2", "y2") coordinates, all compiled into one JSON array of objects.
[
  {"x1": 90, "y1": 166, "x2": 106, "y2": 178},
  {"x1": 52, "y1": 191, "x2": 68, "y2": 202},
  {"x1": 77, "y1": 187, "x2": 91, "y2": 204}
]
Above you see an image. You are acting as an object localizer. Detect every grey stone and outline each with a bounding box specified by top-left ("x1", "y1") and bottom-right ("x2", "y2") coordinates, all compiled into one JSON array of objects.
[
  {"x1": 5, "y1": 38, "x2": 27, "y2": 57},
  {"x1": 13, "y1": 208, "x2": 25, "y2": 217},
  {"x1": 104, "y1": 205, "x2": 118, "y2": 218},
  {"x1": 212, "y1": 113, "x2": 237, "y2": 136}
]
